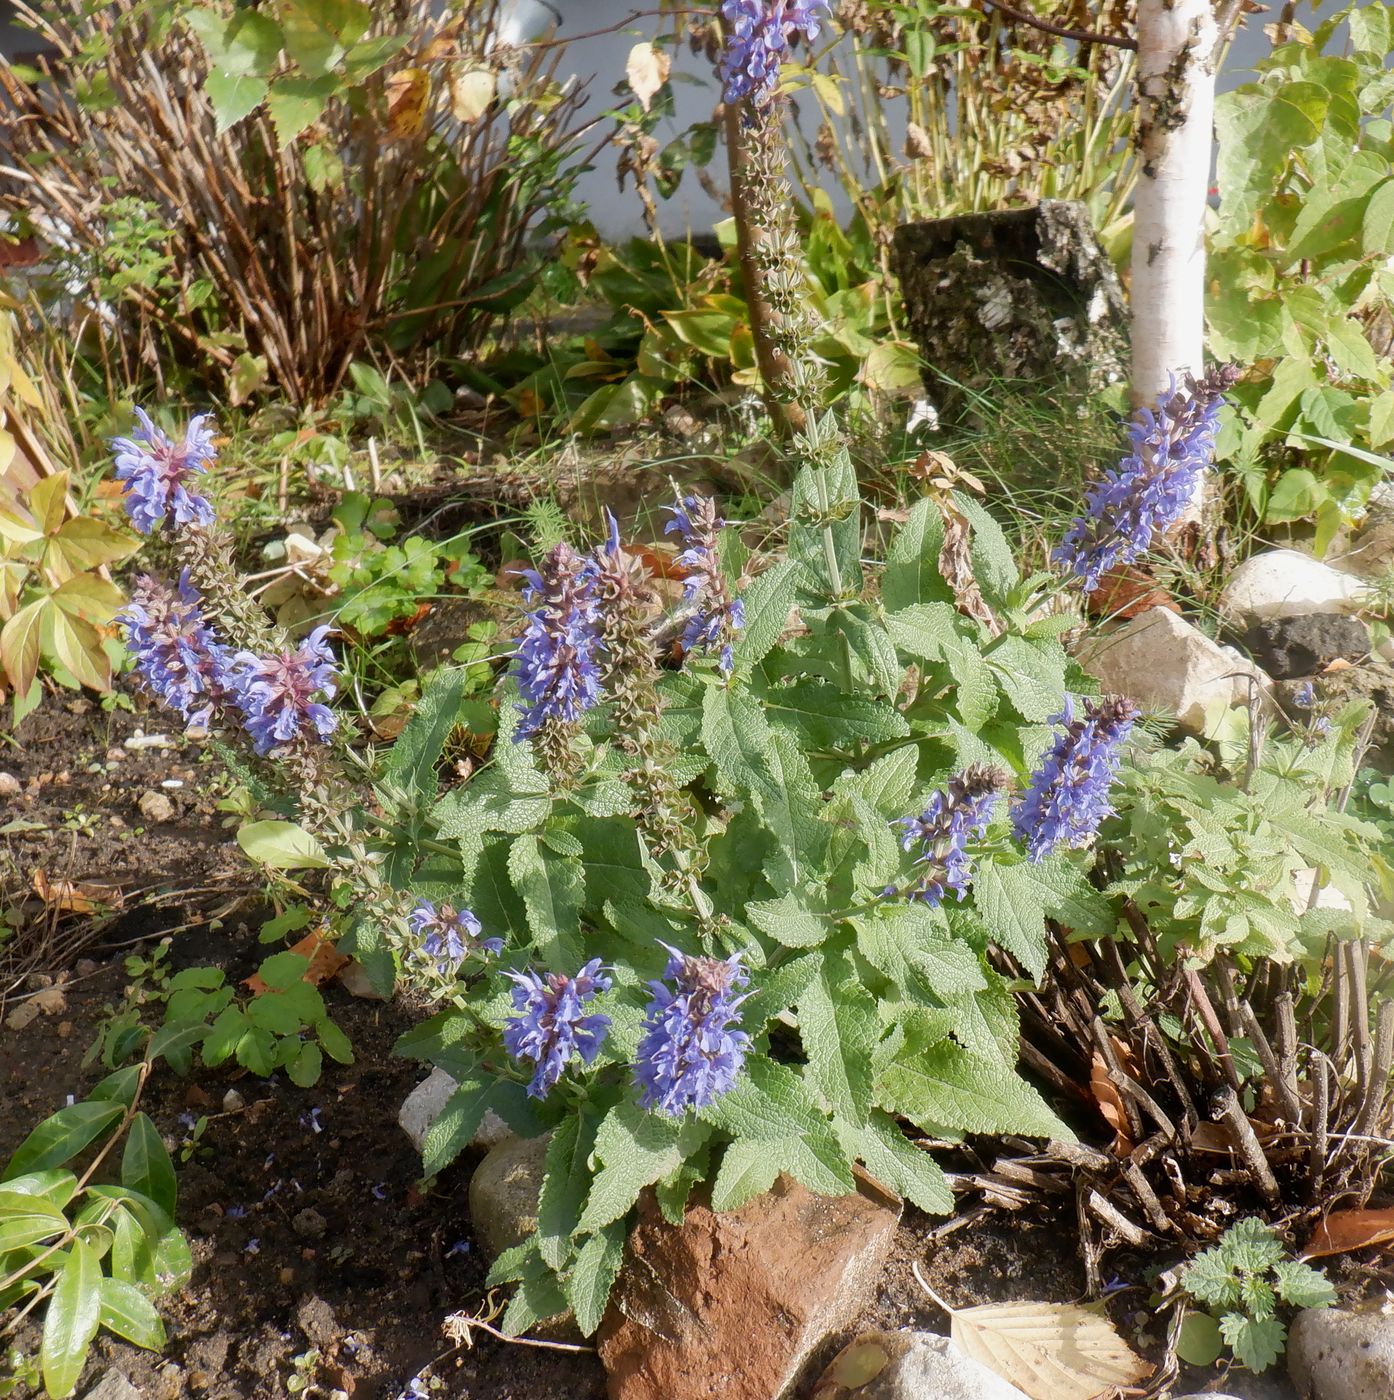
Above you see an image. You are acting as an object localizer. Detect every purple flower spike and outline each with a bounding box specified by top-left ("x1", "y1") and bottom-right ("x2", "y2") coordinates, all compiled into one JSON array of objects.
[
  {"x1": 407, "y1": 899, "x2": 502, "y2": 973},
  {"x1": 1011, "y1": 696, "x2": 1138, "y2": 862},
  {"x1": 719, "y1": 0, "x2": 829, "y2": 105},
  {"x1": 896, "y1": 765, "x2": 1009, "y2": 906},
  {"x1": 117, "y1": 570, "x2": 232, "y2": 729},
  {"x1": 513, "y1": 542, "x2": 604, "y2": 737},
  {"x1": 112, "y1": 408, "x2": 217, "y2": 535},
  {"x1": 503, "y1": 958, "x2": 612, "y2": 1099},
  {"x1": 635, "y1": 943, "x2": 751, "y2": 1115},
  {"x1": 1053, "y1": 365, "x2": 1240, "y2": 593},
  {"x1": 665, "y1": 494, "x2": 744, "y2": 674},
  {"x1": 228, "y1": 625, "x2": 339, "y2": 755}
]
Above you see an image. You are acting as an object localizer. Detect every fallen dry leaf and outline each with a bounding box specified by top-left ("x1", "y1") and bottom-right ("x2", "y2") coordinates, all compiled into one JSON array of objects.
[
  {"x1": 1084, "y1": 564, "x2": 1179, "y2": 621},
  {"x1": 931, "y1": 489, "x2": 1001, "y2": 636},
  {"x1": 386, "y1": 66, "x2": 431, "y2": 139},
  {"x1": 244, "y1": 927, "x2": 348, "y2": 994},
  {"x1": 31, "y1": 868, "x2": 119, "y2": 914},
  {"x1": 1089, "y1": 1052, "x2": 1133, "y2": 1158},
  {"x1": 1301, "y1": 1208, "x2": 1394, "y2": 1261},
  {"x1": 916, "y1": 1269, "x2": 1151, "y2": 1400}
]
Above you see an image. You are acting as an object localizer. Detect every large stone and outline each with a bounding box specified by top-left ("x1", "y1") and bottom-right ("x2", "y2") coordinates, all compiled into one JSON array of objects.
[
  {"x1": 467, "y1": 1131, "x2": 550, "y2": 1261},
  {"x1": 598, "y1": 1173, "x2": 901, "y2": 1400},
  {"x1": 1220, "y1": 549, "x2": 1368, "y2": 626},
  {"x1": 398, "y1": 1067, "x2": 512, "y2": 1155},
  {"x1": 1288, "y1": 1306, "x2": 1394, "y2": 1398},
  {"x1": 893, "y1": 201, "x2": 1126, "y2": 417},
  {"x1": 1241, "y1": 613, "x2": 1371, "y2": 679},
  {"x1": 811, "y1": 1330, "x2": 1029, "y2": 1400},
  {"x1": 1075, "y1": 607, "x2": 1269, "y2": 737}
]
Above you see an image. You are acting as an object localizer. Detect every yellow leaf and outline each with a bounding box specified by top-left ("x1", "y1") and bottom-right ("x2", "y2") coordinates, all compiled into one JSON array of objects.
[
  {"x1": 916, "y1": 1272, "x2": 1151, "y2": 1400},
  {"x1": 46, "y1": 518, "x2": 140, "y2": 580},
  {"x1": 45, "y1": 602, "x2": 110, "y2": 691},
  {"x1": 448, "y1": 65, "x2": 496, "y2": 122},
  {"x1": 1, "y1": 596, "x2": 45, "y2": 696},
  {"x1": 386, "y1": 66, "x2": 430, "y2": 139},
  {"x1": 810, "y1": 70, "x2": 844, "y2": 117},
  {"x1": 625, "y1": 41, "x2": 670, "y2": 113},
  {"x1": 50, "y1": 572, "x2": 125, "y2": 622},
  {"x1": 0, "y1": 427, "x2": 14, "y2": 478},
  {"x1": 27, "y1": 471, "x2": 69, "y2": 536}
]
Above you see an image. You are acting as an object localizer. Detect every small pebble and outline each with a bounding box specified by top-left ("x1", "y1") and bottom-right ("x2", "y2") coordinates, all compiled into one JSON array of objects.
[
  {"x1": 0, "y1": 771, "x2": 19, "y2": 798},
  {"x1": 292, "y1": 1208, "x2": 328, "y2": 1239},
  {"x1": 222, "y1": 1089, "x2": 245, "y2": 1113},
  {"x1": 139, "y1": 790, "x2": 176, "y2": 823},
  {"x1": 161, "y1": 778, "x2": 184, "y2": 789},
  {"x1": 75, "y1": 958, "x2": 99, "y2": 976},
  {"x1": 5, "y1": 1001, "x2": 40, "y2": 1032}
]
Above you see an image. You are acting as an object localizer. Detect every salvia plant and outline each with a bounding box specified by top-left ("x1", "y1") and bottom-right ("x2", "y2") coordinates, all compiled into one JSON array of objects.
[{"x1": 96, "y1": 1, "x2": 1391, "y2": 1349}]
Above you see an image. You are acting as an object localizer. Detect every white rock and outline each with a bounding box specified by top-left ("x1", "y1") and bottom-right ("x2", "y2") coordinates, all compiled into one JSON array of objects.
[
  {"x1": 1288, "y1": 1306, "x2": 1394, "y2": 1398},
  {"x1": 812, "y1": 1331, "x2": 1030, "y2": 1400},
  {"x1": 1220, "y1": 548, "x2": 1368, "y2": 624},
  {"x1": 138, "y1": 790, "x2": 175, "y2": 823},
  {"x1": 1075, "y1": 607, "x2": 1268, "y2": 737},
  {"x1": 0, "y1": 771, "x2": 20, "y2": 798},
  {"x1": 398, "y1": 1067, "x2": 512, "y2": 1154},
  {"x1": 82, "y1": 1370, "x2": 142, "y2": 1400}
]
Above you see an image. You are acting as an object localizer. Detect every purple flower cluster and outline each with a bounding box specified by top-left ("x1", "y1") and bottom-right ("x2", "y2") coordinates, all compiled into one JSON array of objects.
[
  {"x1": 719, "y1": 0, "x2": 829, "y2": 105},
  {"x1": 666, "y1": 494, "x2": 745, "y2": 673},
  {"x1": 1011, "y1": 696, "x2": 1138, "y2": 862},
  {"x1": 117, "y1": 571, "x2": 231, "y2": 730},
  {"x1": 1053, "y1": 366, "x2": 1240, "y2": 593},
  {"x1": 407, "y1": 899, "x2": 502, "y2": 973},
  {"x1": 635, "y1": 944, "x2": 751, "y2": 1115},
  {"x1": 112, "y1": 408, "x2": 217, "y2": 535},
  {"x1": 514, "y1": 543, "x2": 604, "y2": 737},
  {"x1": 503, "y1": 958, "x2": 613, "y2": 1099},
  {"x1": 227, "y1": 625, "x2": 339, "y2": 756},
  {"x1": 897, "y1": 765, "x2": 1009, "y2": 905}
]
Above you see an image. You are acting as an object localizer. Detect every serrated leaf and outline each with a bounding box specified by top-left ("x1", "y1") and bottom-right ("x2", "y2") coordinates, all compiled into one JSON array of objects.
[
  {"x1": 709, "y1": 1138, "x2": 782, "y2": 1211},
  {"x1": 799, "y1": 964, "x2": 877, "y2": 1124},
  {"x1": 852, "y1": 1111, "x2": 953, "y2": 1214},
  {"x1": 580, "y1": 1104, "x2": 706, "y2": 1233},
  {"x1": 566, "y1": 1220, "x2": 627, "y2": 1334},
  {"x1": 943, "y1": 1298, "x2": 1151, "y2": 1400},
  {"x1": 883, "y1": 497, "x2": 952, "y2": 611},
  {"x1": 537, "y1": 1111, "x2": 598, "y2": 1270},
  {"x1": 508, "y1": 834, "x2": 584, "y2": 967},
  {"x1": 1219, "y1": 1311, "x2": 1286, "y2": 1373},
  {"x1": 1272, "y1": 1259, "x2": 1336, "y2": 1309},
  {"x1": 735, "y1": 558, "x2": 798, "y2": 671},
  {"x1": 746, "y1": 891, "x2": 829, "y2": 948},
  {"x1": 877, "y1": 1039, "x2": 1068, "y2": 1139}
]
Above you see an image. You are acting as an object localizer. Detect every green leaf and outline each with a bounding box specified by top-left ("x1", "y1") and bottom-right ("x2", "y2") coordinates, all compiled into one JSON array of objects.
[
  {"x1": 120, "y1": 1115, "x2": 176, "y2": 1218},
  {"x1": 0, "y1": 1171, "x2": 78, "y2": 1209},
  {"x1": 579, "y1": 1104, "x2": 707, "y2": 1233},
  {"x1": 204, "y1": 71, "x2": 270, "y2": 132},
  {"x1": 42, "y1": 1238, "x2": 102, "y2": 1397},
  {"x1": 384, "y1": 666, "x2": 469, "y2": 803},
  {"x1": 971, "y1": 859, "x2": 1051, "y2": 980},
  {"x1": 737, "y1": 952, "x2": 822, "y2": 1033},
  {"x1": 877, "y1": 1039, "x2": 1068, "y2": 1139},
  {"x1": 883, "y1": 498, "x2": 951, "y2": 612},
  {"x1": 799, "y1": 963, "x2": 878, "y2": 1125},
  {"x1": 746, "y1": 892, "x2": 829, "y2": 949},
  {"x1": 1216, "y1": 80, "x2": 1329, "y2": 227},
  {"x1": 265, "y1": 73, "x2": 335, "y2": 145},
  {"x1": 788, "y1": 450, "x2": 863, "y2": 599},
  {"x1": 701, "y1": 683, "x2": 774, "y2": 793},
  {"x1": 1272, "y1": 1259, "x2": 1337, "y2": 1309},
  {"x1": 508, "y1": 834, "x2": 585, "y2": 967},
  {"x1": 236, "y1": 820, "x2": 329, "y2": 870},
  {"x1": 851, "y1": 1111, "x2": 953, "y2": 1214},
  {"x1": 565, "y1": 1221, "x2": 627, "y2": 1335},
  {"x1": 421, "y1": 1076, "x2": 539, "y2": 1178},
  {"x1": 537, "y1": 1111, "x2": 598, "y2": 1270},
  {"x1": 985, "y1": 635, "x2": 1068, "y2": 723},
  {"x1": 97, "y1": 1276, "x2": 166, "y2": 1351},
  {"x1": 0, "y1": 1190, "x2": 68, "y2": 1253},
  {"x1": 709, "y1": 1139, "x2": 782, "y2": 1211},
  {"x1": 885, "y1": 602, "x2": 960, "y2": 662},
  {"x1": 5, "y1": 1101, "x2": 124, "y2": 1178},
  {"x1": 278, "y1": 0, "x2": 371, "y2": 75},
  {"x1": 1176, "y1": 1310, "x2": 1224, "y2": 1367},
  {"x1": 1220, "y1": 1311, "x2": 1286, "y2": 1373},
  {"x1": 735, "y1": 559, "x2": 798, "y2": 671},
  {"x1": 287, "y1": 1042, "x2": 324, "y2": 1087}
]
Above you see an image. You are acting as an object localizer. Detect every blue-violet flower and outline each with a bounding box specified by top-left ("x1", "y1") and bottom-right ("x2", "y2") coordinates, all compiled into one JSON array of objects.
[
  {"x1": 897, "y1": 765, "x2": 1009, "y2": 905},
  {"x1": 635, "y1": 943, "x2": 751, "y2": 1115},
  {"x1": 117, "y1": 570, "x2": 231, "y2": 730},
  {"x1": 1053, "y1": 365, "x2": 1240, "y2": 593},
  {"x1": 503, "y1": 958, "x2": 612, "y2": 1099},
  {"x1": 513, "y1": 542, "x2": 604, "y2": 737},
  {"x1": 112, "y1": 408, "x2": 217, "y2": 535},
  {"x1": 665, "y1": 494, "x2": 744, "y2": 673},
  {"x1": 228, "y1": 625, "x2": 339, "y2": 755},
  {"x1": 407, "y1": 899, "x2": 502, "y2": 973},
  {"x1": 1011, "y1": 695, "x2": 1138, "y2": 862},
  {"x1": 719, "y1": 0, "x2": 829, "y2": 105}
]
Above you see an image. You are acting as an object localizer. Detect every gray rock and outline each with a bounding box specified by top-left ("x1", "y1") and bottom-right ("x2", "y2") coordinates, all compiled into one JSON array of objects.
[
  {"x1": 398, "y1": 1067, "x2": 512, "y2": 1155},
  {"x1": 138, "y1": 790, "x2": 175, "y2": 823},
  {"x1": 1076, "y1": 607, "x2": 1269, "y2": 736},
  {"x1": 336, "y1": 959, "x2": 389, "y2": 1001},
  {"x1": 291, "y1": 1207, "x2": 327, "y2": 1239},
  {"x1": 82, "y1": 1370, "x2": 142, "y2": 1399},
  {"x1": 1288, "y1": 1306, "x2": 1394, "y2": 1398},
  {"x1": 1242, "y1": 613, "x2": 1371, "y2": 679},
  {"x1": 811, "y1": 1330, "x2": 1029, "y2": 1400},
  {"x1": 1220, "y1": 548, "x2": 1368, "y2": 626},
  {"x1": 893, "y1": 201, "x2": 1127, "y2": 416},
  {"x1": 467, "y1": 1132, "x2": 550, "y2": 1261}
]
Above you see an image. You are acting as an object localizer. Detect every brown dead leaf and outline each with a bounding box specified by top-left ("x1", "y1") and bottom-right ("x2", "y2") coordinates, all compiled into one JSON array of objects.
[
  {"x1": 385, "y1": 67, "x2": 431, "y2": 140},
  {"x1": 1085, "y1": 565, "x2": 1180, "y2": 621},
  {"x1": 626, "y1": 41, "x2": 671, "y2": 112},
  {"x1": 1322, "y1": 658, "x2": 1355, "y2": 673},
  {"x1": 31, "y1": 868, "x2": 119, "y2": 914},
  {"x1": 931, "y1": 490, "x2": 1001, "y2": 636},
  {"x1": 1090, "y1": 1052, "x2": 1133, "y2": 1158},
  {"x1": 244, "y1": 927, "x2": 348, "y2": 994},
  {"x1": 917, "y1": 1273, "x2": 1151, "y2": 1400},
  {"x1": 1301, "y1": 1208, "x2": 1394, "y2": 1261}
]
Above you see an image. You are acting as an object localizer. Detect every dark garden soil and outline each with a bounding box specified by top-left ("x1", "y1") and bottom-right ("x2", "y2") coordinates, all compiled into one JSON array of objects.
[{"x1": 0, "y1": 695, "x2": 1305, "y2": 1399}]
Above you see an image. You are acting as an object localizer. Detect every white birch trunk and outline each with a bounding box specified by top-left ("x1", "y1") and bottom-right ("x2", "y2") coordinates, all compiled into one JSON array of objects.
[{"x1": 1130, "y1": 0, "x2": 1219, "y2": 410}]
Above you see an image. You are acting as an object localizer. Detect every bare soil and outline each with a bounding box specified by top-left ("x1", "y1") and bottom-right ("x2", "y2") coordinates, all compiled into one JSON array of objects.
[{"x1": 0, "y1": 696, "x2": 1309, "y2": 1398}]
